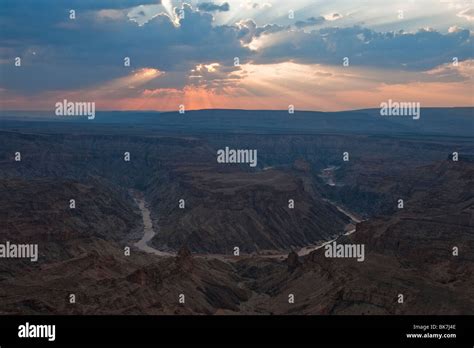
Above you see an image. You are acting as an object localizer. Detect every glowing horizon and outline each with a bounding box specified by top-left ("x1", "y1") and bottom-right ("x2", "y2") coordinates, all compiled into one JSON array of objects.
[{"x1": 1, "y1": 1, "x2": 473, "y2": 112}]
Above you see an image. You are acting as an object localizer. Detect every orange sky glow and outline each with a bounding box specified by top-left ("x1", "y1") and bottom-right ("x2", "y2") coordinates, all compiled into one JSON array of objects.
[{"x1": 1, "y1": 61, "x2": 472, "y2": 112}]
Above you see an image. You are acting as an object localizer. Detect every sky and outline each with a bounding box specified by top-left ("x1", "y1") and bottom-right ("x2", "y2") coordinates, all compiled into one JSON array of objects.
[{"x1": 0, "y1": 0, "x2": 473, "y2": 111}]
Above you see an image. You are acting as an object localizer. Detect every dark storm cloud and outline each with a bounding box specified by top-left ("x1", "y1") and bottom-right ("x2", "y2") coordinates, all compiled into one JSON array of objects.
[
  {"x1": 253, "y1": 26, "x2": 473, "y2": 71},
  {"x1": 0, "y1": 1, "x2": 473, "y2": 95},
  {"x1": 0, "y1": 3, "x2": 250, "y2": 93},
  {"x1": 197, "y1": 2, "x2": 230, "y2": 12}
]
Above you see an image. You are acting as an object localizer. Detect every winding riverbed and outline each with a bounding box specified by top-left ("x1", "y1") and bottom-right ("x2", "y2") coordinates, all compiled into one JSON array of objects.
[
  {"x1": 131, "y1": 191, "x2": 362, "y2": 259},
  {"x1": 132, "y1": 192, "x2": 174, "y2": 257}
]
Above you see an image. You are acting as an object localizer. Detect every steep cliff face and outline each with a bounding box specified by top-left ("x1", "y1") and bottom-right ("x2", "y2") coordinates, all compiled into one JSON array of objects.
[
  {"x1": 0, "y1": 130, "x2": 212, "y2": 189},
  {"x1": 245, "y1": 159, "x2": 474, "y2": 315},
  {"x1": 147, "y1": 166, "x2": 349, "y2": 253},
  {"x1": 0, "y1": 124, "x2": 473, "y2": 315},
  {"x1": 350, "y1": 159, "x2": 474, "y2": 289},
  {"x1": 0, "y1": 176, "x2": 249, "y2": 314},
  {"x1": 1, "y1": 178, "x2": 141, "y2": 243}
]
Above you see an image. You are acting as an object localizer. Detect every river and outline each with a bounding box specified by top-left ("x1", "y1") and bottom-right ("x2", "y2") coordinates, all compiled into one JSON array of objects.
[
  {"x1": 131, "y1": 191, "x2": 362, "y2": 259},
  {"x1": 131, "y1": 192, "x2": 174, "y2": 257}
]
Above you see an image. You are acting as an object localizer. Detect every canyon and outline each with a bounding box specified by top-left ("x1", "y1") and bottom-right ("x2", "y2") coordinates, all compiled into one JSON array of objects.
[{"x1": 0, "y1": 108, "x2": 472, "y2": 314}]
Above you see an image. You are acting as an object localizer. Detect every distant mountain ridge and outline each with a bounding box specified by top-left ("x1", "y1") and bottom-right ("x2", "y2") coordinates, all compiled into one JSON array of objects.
[{"x1": 1, "y1": 107, "x2": 472, "y2": 137}]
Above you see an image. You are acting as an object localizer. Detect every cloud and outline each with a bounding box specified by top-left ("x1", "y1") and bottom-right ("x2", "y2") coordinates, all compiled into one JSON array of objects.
[
  {"x1": 294, "y1": 16, "x2": 325, "y2": 28},
  {"x1": 237, "y1": 19, "x2": 286, "y2": 45},
  {"x1": 240, "y1": 1, "x2": 272, "y2": 10},
  {"x1": 0, "y1": 3, "x2": 251, "y2": 94},
  {"x1": 188, "y1": 63, "x2": 243, "y2": 90},
  {"x1": 324, "y1": 13, "x2": 342, "y2": 21},
  {"x1": 127, "y1": 5, "x2": 163, "y2": 26},
  {"x1": 424, "y1": 59, "x2": 474, "y2": 83},
  {"x1": 314, "y1": 71, "x2": 333, "y2": 77},
  {"x1": 251, "y1": 26, "x2": 473, "y2": 71},
  {"x1": 0, "y1": 0, "x2": 473, "y2": 109},
  {"x1": 197, "y1": 2, "x2": 230, "y2": 12},
  {"x1": 457, "y1": 8, "x2": 474, "y2": 21},
  {"x1": 0, "y1": 0, "x2": 160, "y2": 13}
]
